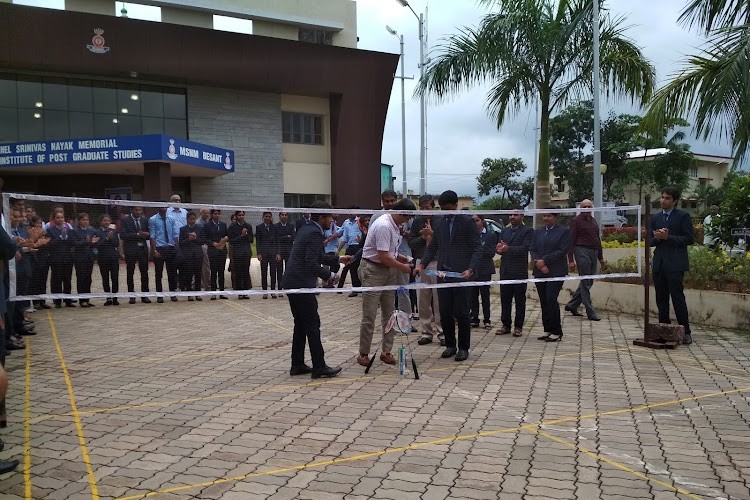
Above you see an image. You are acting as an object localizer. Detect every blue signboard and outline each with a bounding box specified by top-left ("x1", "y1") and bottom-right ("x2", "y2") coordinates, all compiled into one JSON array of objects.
[{"x1": 0, "y1": 134, "x2": 234, "y2": 173}]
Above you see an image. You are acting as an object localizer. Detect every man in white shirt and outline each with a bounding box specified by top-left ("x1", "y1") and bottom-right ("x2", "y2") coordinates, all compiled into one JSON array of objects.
[
  {"x1": 356, "y1": 199, "x2": 416, "y2": 368},
  {"x1": 169, "y1": 194, "x2": 188, "y2": 228},
  {"x1": 703, "y1": 205, "x2": 720, "y2": 249}
]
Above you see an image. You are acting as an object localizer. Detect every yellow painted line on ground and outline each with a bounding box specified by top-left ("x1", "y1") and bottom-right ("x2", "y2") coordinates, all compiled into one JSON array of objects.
[
  {"x1": 222, "y1": 300, "x2": 288, "y2": 331},
  {"x1": 528, "y1": 428, "x2": 704, "y2": 499},
  {"x1": 114, "y1": 385, "x2": 750, "y2": 500},
  {"x1": 47, "y1": 312, "x2": 99, "y2": 500},
  {"x1": 617, "y1": 348, "x2": 750, "y2": 381},
  {"x1": 23, "y1": 338, "x2": 32, "y2": 500},
  {"x1": 31, "y1": 347, "x2": 618, "y2": 422}
]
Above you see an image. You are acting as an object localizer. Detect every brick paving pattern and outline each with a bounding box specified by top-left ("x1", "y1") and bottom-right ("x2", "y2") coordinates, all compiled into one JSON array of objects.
[{"x1": 1, "y1": 291, "x2": 749, "y2": 499}]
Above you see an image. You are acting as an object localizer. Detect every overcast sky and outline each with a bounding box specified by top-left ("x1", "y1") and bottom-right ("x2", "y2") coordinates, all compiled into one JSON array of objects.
[{"x1": 14, "y1": 0, "x2": 736, "y2": 198}]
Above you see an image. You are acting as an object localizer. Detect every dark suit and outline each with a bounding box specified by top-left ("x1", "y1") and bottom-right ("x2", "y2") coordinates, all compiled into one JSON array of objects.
[
  {"x1": 179, "y1": 224, "x2": 205, "y2": 292},
  {"x1": 47, "y1": 224, "x2": 76, "y2": 306},
  {"x1": 228, "y1": 222, "x2": 254, "y2": 291},
  {"x1": 95, "y1": 226, "x2": 120, "y2": 294},
  {"x1": 498, "y1": 224, "x2": 533, "y2": 329},
  {"x1": 530, "y1": 225, "x2": 571, "y2": 335},
  {"x1": 256, "y1": 223, "x2": 279, "y2": 291},
  {"x1": 74, "y1": 226, "x2": 97, "y2": 302},
  {"x1": 275, "y1": 222, "x2": 295, "y2": 287},
  {"x1": 422, "y1": 215, "x2": 483, "y2": 351},
  {"x1": 0, "y1": 226, "x2": 17, "y2": 365},
  {"x1": 202, "y1": 220, "x2": 228, "y2": 291},
  {"x1": 650, "y1": 209, "x2": 694, "y2": 335},
  {"x1": 471, "y1": 229, "x2": 498, "y2": 324},
  {"x1": 119, "y1": 214, "x2": 150, "y2": 294},
  {"x1": 281, "y1": 222, "x2": 339, "y2": 370}
]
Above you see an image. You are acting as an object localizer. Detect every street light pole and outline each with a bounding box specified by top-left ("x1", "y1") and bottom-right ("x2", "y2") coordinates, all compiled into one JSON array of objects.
[
  {"x1": 387, "y1": 26, "x2": 410, "y2": 199},
  {"x1": 592, "y1": 0, "x2": 603, "y2": 227},
  {"x1": 397, "y1": 0, "x2": 426, "y2": 195}
]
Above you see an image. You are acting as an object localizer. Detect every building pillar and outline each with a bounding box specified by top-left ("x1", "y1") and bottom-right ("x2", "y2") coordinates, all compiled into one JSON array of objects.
[{"x1": 143, "y1": 162, "x2": 172, "y2": 201}]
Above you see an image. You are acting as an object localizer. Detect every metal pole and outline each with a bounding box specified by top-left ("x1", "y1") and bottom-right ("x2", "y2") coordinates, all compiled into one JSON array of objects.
[
  {"x1": 592, "y1": 0, "x2": 603, "y2": 227},
  {"x1": 418, "y1": 12, "x2": 426, "y2": 195},
  {"x1": 399, "y1": 34, "x2": 407, "y2": 199},
  {"x1": 533, "y1": 100, "x2": 539, "y2": 213}
]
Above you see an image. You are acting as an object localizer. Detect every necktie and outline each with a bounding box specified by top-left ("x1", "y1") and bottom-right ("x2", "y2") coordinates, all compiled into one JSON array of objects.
[
  {"x1": 162, "y1": 217, "x2": 169, "y2": 245},
  {"x1": 664, "y1": 212, "x2": 670, "y2": 223},
  {"x1": 135, "y1": 217, "x2": 140, "y2": 231}
]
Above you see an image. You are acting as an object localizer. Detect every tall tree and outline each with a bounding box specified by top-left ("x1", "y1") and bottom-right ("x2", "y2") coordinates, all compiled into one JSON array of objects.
[
  {"x1": 600, "y1": 112, "x2": 641, "y2": 201},
  {"x1": 549, "y1": 100, "x2": 594, "y2": 205},
  {"x1": 643, "y1": 0, "x2": 750, "y2": 163},
  {"x1": 476, "y1": 157, "x2": 527, "y2": 204},
  {"x1": 417, "y1": 0, "x2": 655, "y2": 216}
]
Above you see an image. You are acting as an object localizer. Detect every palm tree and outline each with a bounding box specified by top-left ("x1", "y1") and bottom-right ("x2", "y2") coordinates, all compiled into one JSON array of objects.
[
  {"x1": 643, "y1": 0, "x2": 750, "y2": 163},
  {"x1": 416, "y1": 0, "x2": 655, "y2": 213}
]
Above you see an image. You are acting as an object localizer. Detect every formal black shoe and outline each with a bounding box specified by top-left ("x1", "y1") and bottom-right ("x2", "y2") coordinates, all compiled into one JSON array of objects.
[
  {"x1": 112, "y1": 299, "x2": 120, "y2": 306},
  {"x1": 210, "y1": 297, "x2": 217, "y2": 300},
  {"x1": 18, "y1": 329, "x2": 36, "y2": 336},
  {"x1": 39, "y1": 303, "x2": 52, "y2": 310},
  {"x1": 311, "y1": 365, "x2": 342, "y2": 379},
  {"x1": 538, "y1": 334, "x2": 551, "y2": 340},
  {"x1": 441, "y1": 347, "x2": 457, "y2": 358},
  {"x1": 54, "y1": 303, "x2": 62, "y2": 309},
  {"x1": 103, "y1": 300, "x2": 113, "y2": 306},
  {"x1": 157, "y1": 297, "x2": 164, "y2": 304},
  {"x1": 348, "y1": 292, "x2": 359, "y2": 297},
  {"x1": 188, "y1": 297, "x2": 194, "y2": 302},
  {"x1": 290, "y1": 364, "x2": 313, "y2": 376},
  {"x1": 0, "y1": 438, "x2": 4, "y2": 451},
  {"x1": 470, "y1": 321, "x2": 480, "y2": 328},
  {"x1": 439, "y1": 338, "x2": 446, "y2": 347},
  {"x1": 0, "y1": 459, "x2": 19, "y2": 474},
  {"x1": 195, "y1": 297, "x2": 202, "y2": 301},
  {"x1": 683, "y1": 333, "x2": 693, "y2": 345},
  {"x1": 588, "y1": 316, "x2": 601, "y2": 321},
  {"x1": 171, "y1": 297, "x2": 178, "y2": 302},
  {"x1": 64, "y1": 302, "x2": 75, "y2": 308},
  {"x1": 6, "y1": 343, "x2": 23, "y2": 351},
  {"x1": 129, "y1": 298, "x2": 137, "y2": 304},
  {"x1": 142, "y1": 298, "x2": 152, "y2": 304},
  {"x1": 220, "y1": 295, "x2": 228, "y2": 300},
  {"x1": 417, "y1": 337, "x2": 432, "y2": 345},
  {"x1": 564, "y1": 305, "x2": 583, "y2": 317},
  {"x1": 545, "y1": 333, "x2": 563, "y2": 342},
  {"x1": 455, "y1": 349, "x2": 469, "y2": 362}
]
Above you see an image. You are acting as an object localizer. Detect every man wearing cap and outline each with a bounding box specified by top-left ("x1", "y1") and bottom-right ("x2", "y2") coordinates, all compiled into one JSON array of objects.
[{"x1": 356, "y1": 198, "x2": 417, "y2": 367}]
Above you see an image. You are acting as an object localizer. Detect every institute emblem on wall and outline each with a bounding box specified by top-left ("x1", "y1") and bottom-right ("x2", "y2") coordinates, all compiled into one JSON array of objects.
[
  {"x1": 167, "y1": 139, "x2": 179, "y2": 160},
  {"x1": 86, "y1": 28, "x2": 110, "y2": 54},
  {"x1": 224, "y1": 152, "x2": 232, "y2": 170}
]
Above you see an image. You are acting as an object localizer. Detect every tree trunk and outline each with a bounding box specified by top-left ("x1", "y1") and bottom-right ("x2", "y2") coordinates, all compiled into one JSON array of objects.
[{"x1": 534, "y1": 95, "x2": 552, "y2": 227}]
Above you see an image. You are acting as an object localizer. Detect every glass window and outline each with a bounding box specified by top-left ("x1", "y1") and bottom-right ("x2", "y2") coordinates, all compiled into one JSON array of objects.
[
  {"x1": 68, "y1": 81, "x2": 93, "y2": 112},
  {"x1": 281, "y1": 112, "x2": 291, "y2": 142},
  {"x1": 93, "y1": 82, "x2": 117, "y2": 113},
  {"x1": 141, "y1": 116, "x2": 163, "y2": 135},
  {"x1": 69, "y1": 112, "x2": 94, "y2": 137},
  {"x1": 18, "y1": 109, "x2": 44, "y2": 141},
  {"x1": 0, "y1": 108, "x2": 18, "y2": 142},
  {"x1": 43, "y1": 79, "x2": 68, "y2": 110},
  {"x1": 313, "y1": 116, "x2": 322, "y2": 144},
  {"x1": 0, "y1": 77, "x2": 17, "y2": 108},
  {"x1": 17, "y1": 76, "x2": 43, "y2": 110},
  {"x1": 117, "y1": 114, "x2": 141, "y2": 136},
  {"x1": 140, "y1": 87, "x2": 164, "y2": 117},
  {"x1": 117, "y1": 86, "x2": 140, "y2": 115},
  {"x1": 163, "y1": 92, "x2": 186, "y2": 119},
  {"x1": 164, "y1": 118, "x2": 187, "y2": 138},
  {"x1": 282, "y1": 112, "x2": 324, "y2": 145},
  {"x1": 94, "y1": 113, "x2": 118, "y2": 137},
  {"x1": 44, "y1": 110, "x2": 69, "y2": 139}
]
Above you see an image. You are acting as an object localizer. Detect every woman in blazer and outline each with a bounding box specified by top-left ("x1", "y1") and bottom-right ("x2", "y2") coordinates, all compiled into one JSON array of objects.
[{"x1": 470, "y1": 215, "x2": 498, "y2": 329}]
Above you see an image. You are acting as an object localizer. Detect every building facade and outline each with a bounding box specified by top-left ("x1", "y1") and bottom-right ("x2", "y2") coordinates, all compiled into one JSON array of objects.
[{"x1": 0, "y1": 0, "x2": 397, "y2": 209}]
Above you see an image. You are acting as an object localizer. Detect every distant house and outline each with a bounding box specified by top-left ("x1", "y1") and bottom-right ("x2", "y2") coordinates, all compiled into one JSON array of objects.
[
  {"x1": 549, "y1": 149, "x2": 732, "y2": 215},
  {"x1": 401, "y1": 192, "x2": 475, "y2": 210}
]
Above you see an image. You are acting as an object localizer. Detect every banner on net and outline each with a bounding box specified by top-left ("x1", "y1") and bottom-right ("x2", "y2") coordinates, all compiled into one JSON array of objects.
[{"x1": 0, "y1": 134, "x2": 234, "y2": 173}]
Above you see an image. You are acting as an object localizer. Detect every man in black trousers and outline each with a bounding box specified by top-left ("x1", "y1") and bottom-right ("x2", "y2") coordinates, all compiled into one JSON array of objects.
[
  {"x1": 202, "y1": 209, "x2": 229, "y2": 299},
  {"x1": 496, "y1": 206, "x2": 534, "y2": 337},
  {"x1": 282, "y1": 201, "x2": 350, "y2": 379},
  {"x1": 417, "y1": 190, "x2": 482, "y2": 362},
  {"x1": 256, "y1": 211, "x2": 279, "y2": 299},
  {"x1": 531, "y1": 208, "x2": 571, "y2": 342},
  {"x1": 275, "y1": 212, "x2": 295, "y2": 294},
  {"x1": 119, "y1": 207, "x2": 151, "y2": 304},
  {"x1": 650, "y1": 186, "x2": 694, "y2": 344}
]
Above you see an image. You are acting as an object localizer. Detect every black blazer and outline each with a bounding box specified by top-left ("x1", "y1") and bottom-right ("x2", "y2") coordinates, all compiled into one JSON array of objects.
[
  {"x1": 275, "y1": 222, "x2": 296, "y2": 257},
  {"x1": 255, "y1": 223, "x2": 278, "y2": 257},
  {"x1": 95, "y1": 226, "x2": 120, "y2": 262},
  {"x1": 649, "y1": 208, "x2": 694, "y2": 273},
  {"x1": 228, "y1": 222, "x2": 254, "y2": 258},
  {"x1": 408, "y1": 214, "x2": 443, "y2": 260},
  {"x1": 475, "y1": 229, "x2": 499, "y2": 281},
  {"x1": 46, "y1": 224, "x2": 77, "y2": 264},
  {"x1": 530, "y1": 225, "x2": 571, "y2": 278},
  {"x1": 281, "y1": 222, "x2": 339, "y2": 289},
  {"x1": 74, "y1": 226, "x2": 97, "y2": 263},
  {"x1": 202, "y1": 220, "x2": 228, "y2": 254},
  {"x1": 119, "y1": 214, "x2": 150, "y2": 254},
  {"x1": 179, "y1": 224, "x2": 205, "y2": 258},
  {"x1": 498, "y1": 224, "x2": 533, "y2": 280},
  {"x1": 421, "y1": 214, "x2": 482, "y2": 276}
]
